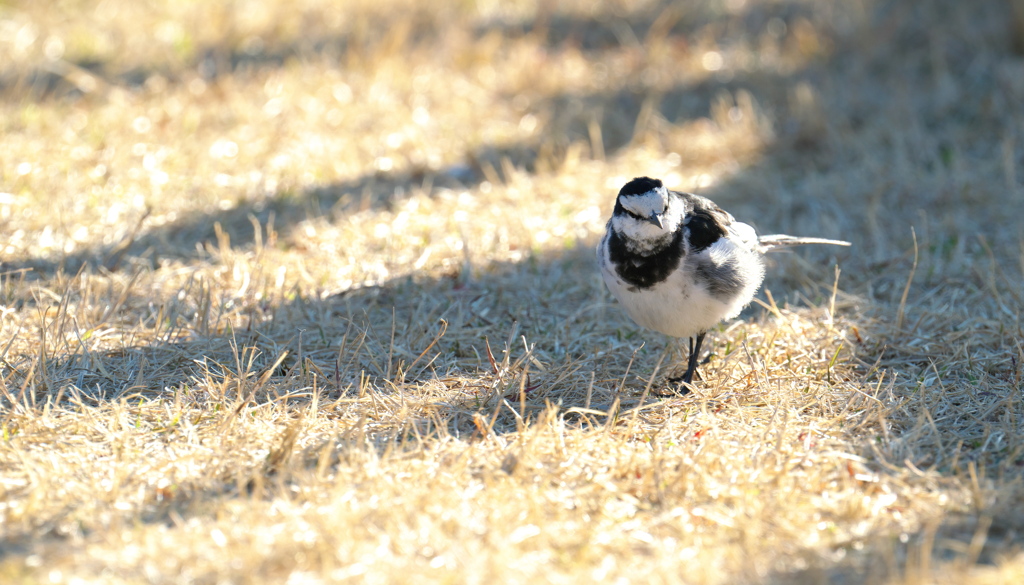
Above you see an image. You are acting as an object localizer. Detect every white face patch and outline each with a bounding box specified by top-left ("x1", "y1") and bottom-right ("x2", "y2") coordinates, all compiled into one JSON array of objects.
[
  {"x1": 619, "y1": 188, "x2": 669, "y2": 219},
  {"x1": 611, "y1": 187, "x2": 686, "y2": 253}
]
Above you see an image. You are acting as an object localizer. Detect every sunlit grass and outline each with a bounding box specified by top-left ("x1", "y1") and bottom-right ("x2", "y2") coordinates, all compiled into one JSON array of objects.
[{"x1": 1, "y1": 0, "x2": 1023, "y2": 583}]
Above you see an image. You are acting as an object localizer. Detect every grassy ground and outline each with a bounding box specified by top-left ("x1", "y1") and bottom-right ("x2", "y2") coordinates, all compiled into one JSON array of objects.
[{"x1": 1, "y1": 0, "x2": 1023, "y2": 582}]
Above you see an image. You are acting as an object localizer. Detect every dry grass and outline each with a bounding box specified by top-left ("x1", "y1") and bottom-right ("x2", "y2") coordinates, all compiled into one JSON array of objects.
[{"x1": 1, "y1": 0, "x2": 1023, "y2": 583}]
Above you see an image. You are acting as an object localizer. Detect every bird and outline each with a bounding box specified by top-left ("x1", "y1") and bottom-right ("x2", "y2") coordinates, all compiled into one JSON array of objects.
[{"x1": 598, "y1": 176, "x2": 849, "y2": 391}]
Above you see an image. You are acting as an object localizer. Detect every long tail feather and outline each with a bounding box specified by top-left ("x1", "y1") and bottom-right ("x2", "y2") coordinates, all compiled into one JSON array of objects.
[{"x1": 757, "y1": 234, "x2": 851, "y2": 253}]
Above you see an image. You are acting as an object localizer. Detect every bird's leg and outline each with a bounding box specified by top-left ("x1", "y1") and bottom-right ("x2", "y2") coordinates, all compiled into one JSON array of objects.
[
  {"x1": 680, "y1": 331, "x2": 706, "y2": 385},
  {"x1": 667, "y1": 332, "x2": 707, "y2": 391}
]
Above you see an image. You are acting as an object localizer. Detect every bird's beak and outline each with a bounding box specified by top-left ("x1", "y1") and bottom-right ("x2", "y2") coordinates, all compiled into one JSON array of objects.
[{"x1": 647, "y1": 212, "x2": 664, "y2": 229}]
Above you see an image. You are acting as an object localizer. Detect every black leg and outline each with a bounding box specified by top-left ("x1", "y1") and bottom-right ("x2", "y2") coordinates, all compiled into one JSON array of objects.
[
  {"x1": 666, "y1": 332, "x2": 707, "y2": 392},
  {"x1": 680, "y1": 331, "x2": 706, "y2": 385}
]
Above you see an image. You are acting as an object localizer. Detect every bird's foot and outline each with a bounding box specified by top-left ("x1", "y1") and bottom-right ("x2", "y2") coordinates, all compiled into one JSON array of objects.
[{"x1": 664, "y1": 370, "x2": 701, "y2": 395}]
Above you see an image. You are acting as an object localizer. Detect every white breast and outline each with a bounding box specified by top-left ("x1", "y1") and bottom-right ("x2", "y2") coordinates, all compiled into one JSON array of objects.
[{"x1": 599, "y1": 233, "x2": 764, "y2": 339}]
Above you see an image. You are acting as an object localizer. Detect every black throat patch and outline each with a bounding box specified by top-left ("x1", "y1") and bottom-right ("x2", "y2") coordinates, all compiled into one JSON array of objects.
[{"x1": 607, "y1": 225, "x2": 686, "y2": 289}]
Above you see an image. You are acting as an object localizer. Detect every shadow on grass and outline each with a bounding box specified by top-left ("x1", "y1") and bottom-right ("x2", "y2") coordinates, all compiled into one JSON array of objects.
[
  {"x1": 4, "y1": 0, "x2": 1016, "y2": 277},
  {"x1": 3, "y1": 0, "x2": 861, "y2": 277},
  {"x1": 0, "y1": 0, "x2": 819, "y2": 100},
  {"x1": 13, "y1": 0, "x2": 1003, "y2": 281},
  {"x1": 3, "y1": 241, "x2": 637, "y2": 406}
]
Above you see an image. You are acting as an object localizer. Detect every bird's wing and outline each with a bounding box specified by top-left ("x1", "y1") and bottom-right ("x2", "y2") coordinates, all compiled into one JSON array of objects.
[
  {"x1": 677, "y1": 192, "x2": 732, "y2": 252},
  {"x1": 757, "y1": 234, "x2": 852, "y2": 253}
]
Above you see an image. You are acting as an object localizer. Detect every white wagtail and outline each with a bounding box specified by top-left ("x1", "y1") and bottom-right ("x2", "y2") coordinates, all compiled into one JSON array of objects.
[{"x1": 598, "y1": 176, "x2": 850, "y2": 390}]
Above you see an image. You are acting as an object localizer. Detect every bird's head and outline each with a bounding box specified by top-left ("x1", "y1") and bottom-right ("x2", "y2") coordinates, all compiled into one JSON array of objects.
[{"x1": 611, "y1": 177, "x2": 682, "y2": 247}]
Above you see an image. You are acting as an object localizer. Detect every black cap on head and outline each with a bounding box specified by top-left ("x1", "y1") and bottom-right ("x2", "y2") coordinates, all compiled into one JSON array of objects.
[{"x1": 618, "y1": 177, "x2": 663, "y2": 197}]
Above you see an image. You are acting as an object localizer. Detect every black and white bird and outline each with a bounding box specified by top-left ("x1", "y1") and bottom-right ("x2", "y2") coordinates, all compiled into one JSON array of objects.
[{"x1": 598, "y1": 176, "x2": 849, "y2": 390}]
